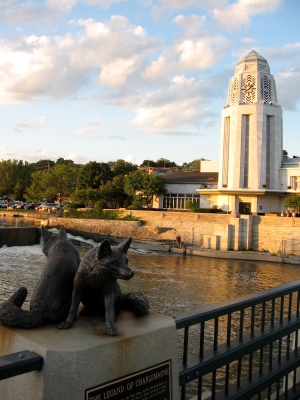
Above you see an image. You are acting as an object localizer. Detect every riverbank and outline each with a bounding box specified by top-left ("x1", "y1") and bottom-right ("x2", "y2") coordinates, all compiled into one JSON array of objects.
[
  {"x1": 132, "y1": 240, "x2": 300, "y2": 265},
  {"x1": 1, "y1": 212, "x2": 299, "y2": 265}
]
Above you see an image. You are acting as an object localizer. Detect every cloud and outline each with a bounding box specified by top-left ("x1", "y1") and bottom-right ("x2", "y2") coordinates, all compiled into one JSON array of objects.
[
  {"x1": 0, "y1": 0, "x2": 77, "y2": 24},
  {"x1": 212, "y1": 0, "x2": 282, "y2": 32},
  {"x1": 88, "y1": 118, "x2": 101, "y2": 125},
  {"x1": 277, "y1": 65, "x2": 300, "y2": 111},
  {"x1": 131, "y1": 75, "x2": 220, "y2": 135},
  {"x1": 20, "y1": 116, "x2": 48, "y2": 128},
  {"x1": 0, "y1": 16, "x2": 159, "y2": 103},
  {"x1": 82, "y1": 0, "x2": 127, "y2": 8}
]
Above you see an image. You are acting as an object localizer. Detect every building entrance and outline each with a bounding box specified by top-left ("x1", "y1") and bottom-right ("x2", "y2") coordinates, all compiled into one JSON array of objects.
[{"x1": 239, "y1": 202, "x2": 251, "y2": 214}]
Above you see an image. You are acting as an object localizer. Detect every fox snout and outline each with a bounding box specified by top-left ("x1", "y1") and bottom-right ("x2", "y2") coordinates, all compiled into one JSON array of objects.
[{"x1": 117, "y1": 268, "x2": 134, "y2": 280}]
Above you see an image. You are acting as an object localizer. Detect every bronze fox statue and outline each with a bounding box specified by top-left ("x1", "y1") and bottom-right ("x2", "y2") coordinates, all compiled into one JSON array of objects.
[
  {"x1": 0, "y1": 226, "x2": 81, "y2": 328},
  {"x1": 59, "y1": 237, "x2": 149, "y2": 335}
]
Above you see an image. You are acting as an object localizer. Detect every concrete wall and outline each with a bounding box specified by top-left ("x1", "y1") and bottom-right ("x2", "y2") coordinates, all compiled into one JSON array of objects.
[
  {"x1": 0, "y1": 227, "x2": 41, "y2": 248},
  {"x1": 47, "y1": 211, "x2": 300, "y2": 254}
]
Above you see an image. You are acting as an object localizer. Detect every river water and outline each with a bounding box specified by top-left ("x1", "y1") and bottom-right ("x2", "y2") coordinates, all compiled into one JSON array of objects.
[{"x1": 1, "y1": 218, "x2": 300, "y2": 398}]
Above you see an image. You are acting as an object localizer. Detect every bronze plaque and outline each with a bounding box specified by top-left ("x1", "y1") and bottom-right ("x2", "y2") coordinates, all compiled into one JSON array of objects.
[{"x1": 85, "y1": 360, "x2": 171, "y2": 400}]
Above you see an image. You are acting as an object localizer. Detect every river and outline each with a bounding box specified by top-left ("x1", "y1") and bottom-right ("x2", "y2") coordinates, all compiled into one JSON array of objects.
[{"x1": 1, "y1": 219, "x2": 300, "y2": 398}]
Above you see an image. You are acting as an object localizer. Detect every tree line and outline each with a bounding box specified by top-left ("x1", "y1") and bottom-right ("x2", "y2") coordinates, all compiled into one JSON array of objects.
[{"x1": 1, "y1": 157, "x2": 204, "y2": 209}]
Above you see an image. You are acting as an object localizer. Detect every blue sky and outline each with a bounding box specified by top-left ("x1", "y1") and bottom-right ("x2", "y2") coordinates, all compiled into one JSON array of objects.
[{"x1": 1, "y1": 0, "x2": 299, "y2": 165}]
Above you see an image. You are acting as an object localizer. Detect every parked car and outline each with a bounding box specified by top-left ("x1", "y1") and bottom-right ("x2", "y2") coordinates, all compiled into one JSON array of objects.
[
  {"x1": 0, "y1": 201, "x2": 7, "y2": 208},
  {"x1": 25, "y1": 203, "x2": 37, "y2": 210},
  {"x1": 41, "y1": 203, "x2": 60, "y2": 211},
  {"x1": 16, "y1": 202, "x2": 28, "y2": 209}
]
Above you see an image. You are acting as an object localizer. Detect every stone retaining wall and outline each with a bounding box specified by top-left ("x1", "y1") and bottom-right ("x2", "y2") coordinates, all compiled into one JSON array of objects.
[{"x1": 48, "y1": 211, "x2": 300, "y2": 254}]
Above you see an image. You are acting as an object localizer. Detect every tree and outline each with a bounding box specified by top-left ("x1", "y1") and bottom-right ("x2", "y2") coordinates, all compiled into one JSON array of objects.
[
  {"x1": 124, "y1": 170, "x2": 167, "y2": 209},
  {"x1": 30, "y1": 159, "x2": 55, "y2": 173},
  {"x1": 100, "y1": 175, "x2": 128, "y2": 208},
  {"x1": 76, "y1": 162, "x2": 113, "y2": 190},
  {"x1": 24, "y1": 171, "x2": 48, "y2": 203},
  {"x1": 0, "y1": 159, "x2": 32, "y2": 200},
  {"x1": 112, "y1": 159, "x2": 138, "y2": 176},
  {"x1": 180, "y1": 159, "x2": 208, "y2": 172},
  {"x1": 284, "y1": 194, "x2": 300, "y2": 213},
  {"x1": 155, "y1": 158, "x2": 177, "y2": 168},
  {"x1": 70, "y1": 189, "x2": 104, "y2": 207},
  {"x1": 25, "y1": 164, "x2": 78, "y2": 207}
]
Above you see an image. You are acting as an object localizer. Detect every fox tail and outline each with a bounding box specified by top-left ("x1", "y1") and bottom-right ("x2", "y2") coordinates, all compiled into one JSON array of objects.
[
  {"x1": 121, "y1": 292, "x2": 149, "y2": 316},
  {"x1": 0, "y1": 287, "x2": 44, "y2": 329}
]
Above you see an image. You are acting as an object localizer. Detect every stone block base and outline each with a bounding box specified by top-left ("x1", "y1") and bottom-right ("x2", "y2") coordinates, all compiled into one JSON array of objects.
[{"x1": 0, "y1": 311, "x2": 179, "y2": 400}]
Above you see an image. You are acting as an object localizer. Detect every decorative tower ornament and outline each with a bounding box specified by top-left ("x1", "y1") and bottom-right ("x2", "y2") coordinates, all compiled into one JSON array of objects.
[{"x1": 218, "y1": 50, "x2": 283, "y2": 192}]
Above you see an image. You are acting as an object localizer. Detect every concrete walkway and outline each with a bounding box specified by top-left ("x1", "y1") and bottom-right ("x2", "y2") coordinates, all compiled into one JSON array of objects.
[{"x1": 130, "y1": 240, "x2": 300, "y2": 265}]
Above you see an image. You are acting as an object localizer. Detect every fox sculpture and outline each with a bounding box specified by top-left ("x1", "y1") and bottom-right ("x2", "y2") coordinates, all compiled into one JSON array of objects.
[
  {"x1": 59, "y1": 237, "x2": 149, "y2": 336},
  {"x1": 0, "y1": 226, "x2": 81, "y2": 328}
]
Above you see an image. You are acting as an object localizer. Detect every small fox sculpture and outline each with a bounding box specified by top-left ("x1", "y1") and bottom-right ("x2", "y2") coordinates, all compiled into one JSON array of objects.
[
  {"x1": 0, "y1": 226, "x2": 81, "y2": 328},
  {"x1": 59, "y1": 237, "x2": 149, "y2": 335}
]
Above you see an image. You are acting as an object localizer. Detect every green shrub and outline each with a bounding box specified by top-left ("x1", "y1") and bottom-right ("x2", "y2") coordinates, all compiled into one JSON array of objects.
[
  {"x1": 126, "y1": 205, "x2": 143, "y2": 210},
  {"x1": 185, "y1": 200, "x2": 199, "y2": 211},
  {"x1": 65, "y1": 202, "x2": 85, "y2": 209},
  {"x1": 193, "y1": 208, "x2": 223, "y2": 213}
]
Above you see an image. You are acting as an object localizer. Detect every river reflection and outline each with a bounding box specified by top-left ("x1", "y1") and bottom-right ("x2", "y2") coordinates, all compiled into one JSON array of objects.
[{"x1": 1, "y1": 244, "x2": 300, "y2": 316}]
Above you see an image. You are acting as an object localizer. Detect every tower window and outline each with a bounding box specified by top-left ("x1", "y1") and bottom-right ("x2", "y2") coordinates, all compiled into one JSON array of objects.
[{"x1": 243, "y1": 115, "x2": 250, "y2": 188}]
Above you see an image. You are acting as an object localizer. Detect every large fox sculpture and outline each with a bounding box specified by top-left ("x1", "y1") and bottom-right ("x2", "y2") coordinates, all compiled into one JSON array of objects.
[
  {"x1": 0, "y1": 226, "x2": 81, "y2": 328},
  {"x1": 59, "y1": 237, "x2": 149, "y2": 336}
]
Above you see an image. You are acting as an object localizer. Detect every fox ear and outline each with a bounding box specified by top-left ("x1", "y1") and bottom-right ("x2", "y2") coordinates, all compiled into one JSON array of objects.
[
  {"x1": 41, "y1": 226, "x2": 52, "y2": 242},
  {"x1": 59, "y1": 227, "x2": 67, "y2": 239},
  {"x1": 98, "y1": 239, "x2": 112, "y2": 259},
  {"x1": 118, "y1": 237, "x2": 132, "y2": 254}
]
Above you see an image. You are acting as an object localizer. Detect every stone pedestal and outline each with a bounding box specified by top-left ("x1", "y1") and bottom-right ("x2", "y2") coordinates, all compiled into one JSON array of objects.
[{"x1": 0, "y1": 311, "x2": 179, "y2": 400}]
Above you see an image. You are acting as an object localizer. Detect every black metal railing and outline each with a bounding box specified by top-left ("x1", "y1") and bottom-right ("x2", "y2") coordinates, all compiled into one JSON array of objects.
[
  {"x1": 174, "y1": 280, "x2": 300, "y2": 400},
  {"x1": 0, "y1": 350, "x2": 43, "y2": 380}
]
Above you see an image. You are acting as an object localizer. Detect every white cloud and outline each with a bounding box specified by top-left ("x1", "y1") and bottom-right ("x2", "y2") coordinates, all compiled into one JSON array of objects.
[
  {"x1": 20, "y1": 116, "x2": 48, "y2": 128},
  {"x1": 212, "y1": 0, "x2": 282, "y2": 32},
  {"x1": 88, "y1": 118, "x2": 102, "y2": 125},
  {"x1": 82, "y1": 0, "x2": 127, "y2": 8},
  {"x1": 131, "y1": 76, "x2": 220, "y2": 135},
  {"x1": 143, "y1": 34, "x2": 231, "y2": 80},
  {"x1": 0, "y1": 0, "x2": 77, "y2": 24},
  {"x1": 0, "y1": 16, "x2": 159, "y2": 103}
]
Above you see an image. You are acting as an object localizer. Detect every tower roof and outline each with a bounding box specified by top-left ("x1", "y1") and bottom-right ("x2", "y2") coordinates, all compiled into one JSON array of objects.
[{"x1": 237, "y1": 50, "x2": 269, "y2": 66}]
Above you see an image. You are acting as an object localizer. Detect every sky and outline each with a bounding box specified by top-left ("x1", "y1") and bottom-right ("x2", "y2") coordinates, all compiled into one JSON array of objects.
[{"x1": 1, "y1": 0, "x2": 300, "y2": 166}]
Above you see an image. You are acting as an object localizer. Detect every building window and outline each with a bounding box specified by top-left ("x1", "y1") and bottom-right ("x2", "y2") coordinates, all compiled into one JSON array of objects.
[
  {"x1": 222, "y1": 117, "x2": 230, "y2": 187},
  {"x1": 290, "y1": 177, "x2": 300, "y2": 190},
  {"x1": 163, "y1": 194, "x2": 200, "y2": 209},
  {"x1": 266, "y1": 116, "x2": 271, "y2": 188},
  {"x1": 243, "y1": 115, "x2": 250, "y2": 188}
]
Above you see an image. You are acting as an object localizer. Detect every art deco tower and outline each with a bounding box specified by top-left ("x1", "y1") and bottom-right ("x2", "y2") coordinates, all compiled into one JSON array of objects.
[{"x1": 218, "y1": 50, "x2": 283, "y2": 191}]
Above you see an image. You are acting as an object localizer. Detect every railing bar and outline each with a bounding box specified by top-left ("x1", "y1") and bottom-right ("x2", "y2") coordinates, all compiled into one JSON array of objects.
[
  {"x1": 280, "y1": 296, "x2": 284, "y2": 323},
  {"x1": 285, "y1": 371, "x2": 288, "y2": 394},
  {"x1": 239, "y1": 309, "x2": 244, "y2": 341},
  {"x1": 267, "y1": 384, "x2": 271, "y2": 400},
  {"x1": 293, "y1": 367, "x2": 296, "y2": 389},
  {"x1": 297, "y1": 291, "x2": 300, "y2": 317},
  {"x1": 225, "y1": 364, "x2": 229, "y2": 394},
  {"x1": 181, "y1": 384, "x2": 186, "y2": 400},
  {"x1": 295, "y1": 329, "x2": 298, "y2": 355},
  {"x1": 249, "y1": 352, "x2": 253, "y2": 380},
  {"x1": 200, "y1": 321, "x2": 204, "y2": 358},
  {"x1": 260, "y1": 347, "x2": 264, "y2": 375},
  {"x1": 287, "y1": 333, "x2": 290, "y2": 360},
  {"x1": 183, "y1": 326, "x2": 189, "y2": 365},
  {"x1": 251, "y1": 305, "x2": 255, "y2": 336},
  {"x1": 269, "y1": 342, "x2": 273, "y2": 369},
  {"x1": 237, "y1": 358, "x2": 242, "y2": 387},
  {"x1": 262, "y1": 302, "x2": 266, "y2": 332},
  {"x1": 214, "y1": 318, "x2": 218, "y2": 352},
  {"x1": 197, "y1": 376, "x2": 202, "y2": 400},
  {"x1": 288, "y1": 292, "x2": 292, "y2": 320},
  {"x1": 227, "y1": 313, "x2": 231, "y2": 346},
  {"x1": 271, "y1": 298, "x2": 275, "y2": 327},
  {"x1": 278, "y1": 338, "x2": 282, "y2": 364},
  {"x1": 212, "y1": 370, "x2": 216, "y2": 400},
  {"x1": 276, "y1": 379, "x2": 280, "y2": 398}
]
